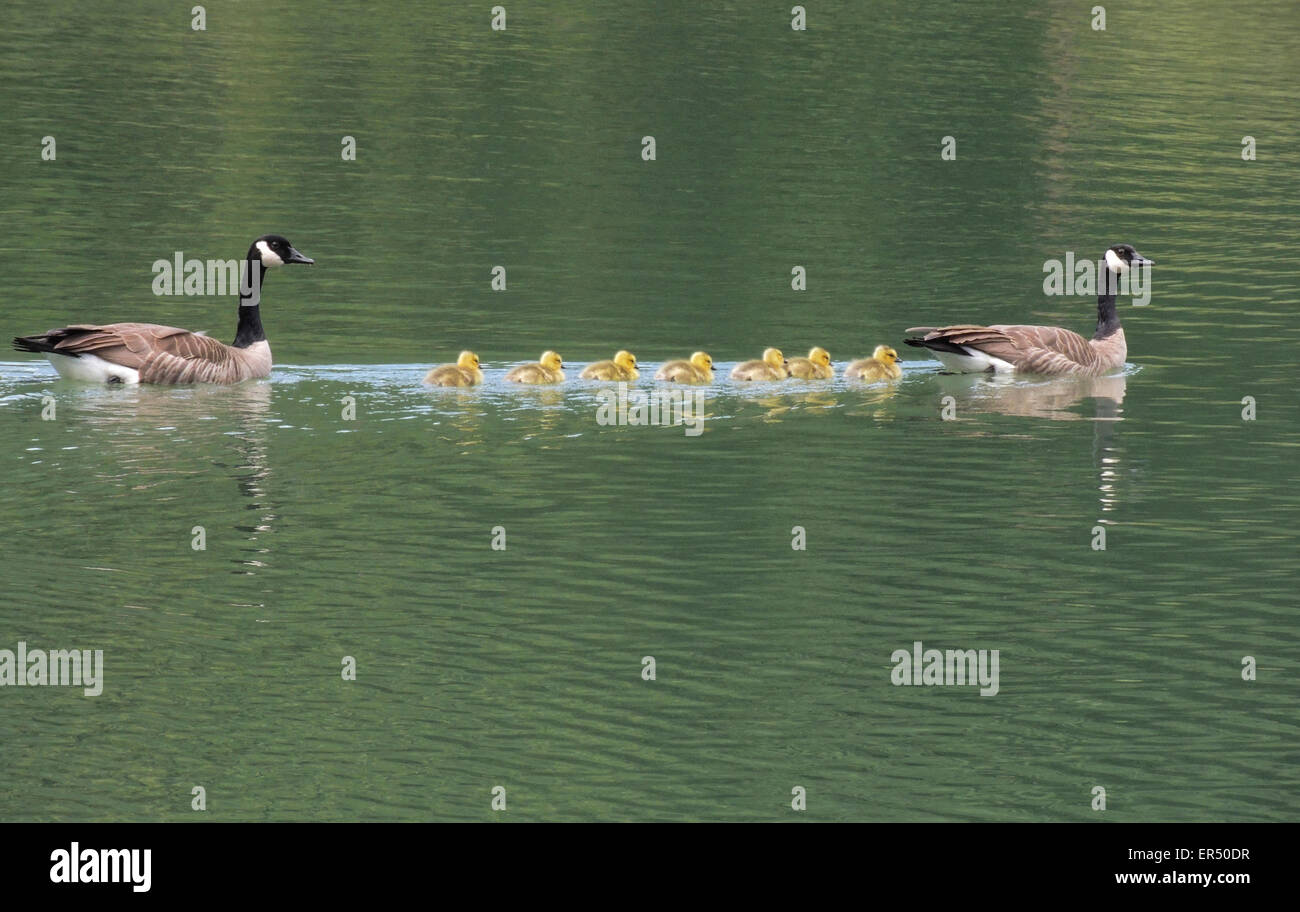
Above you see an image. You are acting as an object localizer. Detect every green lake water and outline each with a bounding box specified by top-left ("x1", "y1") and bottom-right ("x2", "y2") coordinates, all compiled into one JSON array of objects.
[{"x1": 1, "y1": 1, "x2": 1298, "y2": 821}]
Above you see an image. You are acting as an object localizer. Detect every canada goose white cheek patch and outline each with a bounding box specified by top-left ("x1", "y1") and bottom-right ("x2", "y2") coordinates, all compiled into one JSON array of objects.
[
  {"x1": 256, "y1": 240, "x2": 284, "y2": 267},
  {"x1": 1105, "y1": 249, "x2": 1129, "y2": 274}
]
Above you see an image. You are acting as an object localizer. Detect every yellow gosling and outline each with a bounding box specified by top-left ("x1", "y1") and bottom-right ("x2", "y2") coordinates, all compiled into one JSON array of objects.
[
  {"x1": 787, "y1": 346, "x2": 834, "y2": 379},
  {"x1": 845, "y1": 345, "x2": 903, "y2": 381},
  {"x1": 504, "y1": 350, "x2": 565, "y2": 384},
  {"x1": 655, "y1": 351, "x2": 714, "y2": 384},
  {"x1": 730, "y1": 347, "x2": 789, "y2": 381},
  {"x1": 424, "y1": 350, "x2": 484, "y2": 387},
  {"x1": 581, "y1": 350, "x2": 639, "y2": 380}
]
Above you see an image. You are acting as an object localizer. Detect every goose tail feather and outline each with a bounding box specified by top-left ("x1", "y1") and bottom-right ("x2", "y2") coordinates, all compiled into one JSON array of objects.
[
  {"x1": 904, "y1": 335, "x2": 967, "y2": 355},
  {"x1": 13, "y1": 334, "x2": 68, "y2": 355}
]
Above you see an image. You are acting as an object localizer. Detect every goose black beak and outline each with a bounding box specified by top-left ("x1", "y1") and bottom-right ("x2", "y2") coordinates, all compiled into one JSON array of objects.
[
  {"x1": 287, "y1": 247, "x2": 315, "y2": 265},
  {"x1": 1132, "y1": 253, "x2": 1154, "y2": 266}
]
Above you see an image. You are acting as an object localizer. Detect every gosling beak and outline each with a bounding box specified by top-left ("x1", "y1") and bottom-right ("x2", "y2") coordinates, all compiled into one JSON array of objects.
[{"x1": 286, "y1": 246, "x2": 315, "y2": 265}]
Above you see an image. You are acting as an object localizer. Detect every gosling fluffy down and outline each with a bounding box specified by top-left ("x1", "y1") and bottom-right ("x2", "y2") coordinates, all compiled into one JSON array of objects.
[
  {"x1": 786, "y1": 346, "x2": 833, "y2": 379},
  {"x1": 730, "y1": 347, "x2": 789, "y2": 381},
  {"x1": 845, "y1": 345, "x2": 903, "y2": 381},
  {"x1": 424, "y1": 350, "x2": 484, "y2": 387},
  {"x1": 505, "y1": 350, "x2": 565, "y2": 384},
  {"x1": 655, "y1": 351, "x2": 714, "y2": 384},
  {"x1": 581, "y1": 350, "x2": 639, "y2": 380}
]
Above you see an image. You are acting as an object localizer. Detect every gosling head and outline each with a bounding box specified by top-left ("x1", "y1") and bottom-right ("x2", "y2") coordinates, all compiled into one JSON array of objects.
[
  {"x1": 250, "y1": 234, "x2": 314, "y2": 268},
  {"x1": 457, "y1": 351, "x2": 480, "y2": 369},
  {"x1": 613, "y1": 350, "x2": 637, "y2": 371},
  {"x1": 1103, "y1": 243, "x2": 1153, "y2": 276},
  {"x1": 873, "y1": 345, "x2": 901, "y2": 364},
  {"x1": 808, "y1": 346, "x2": 831, "y2": 367},
  {"x1": 540, "y1": 350, "x2": 563, "y2": 370},
  {"x1": 762, "y1": 347, "x2": 786, "y2": 369},
  {"x1": 690, "y1": 351, "x2": 713, "y2": 371}
]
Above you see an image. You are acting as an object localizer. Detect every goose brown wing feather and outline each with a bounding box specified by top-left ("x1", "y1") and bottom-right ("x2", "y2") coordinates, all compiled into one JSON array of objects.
[
  {"x1": 137, "y1": 333, "x2": 266, "y2": 383},
  {"x1": 989, "y1": 325, "x2": 1099, "y2": 371}
]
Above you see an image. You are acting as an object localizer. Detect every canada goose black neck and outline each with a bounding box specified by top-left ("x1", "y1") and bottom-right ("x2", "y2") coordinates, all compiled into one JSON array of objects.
[
  {"x1": 1093, "y1": 250, "x2": 1124, "y2": 340},
  {"x1": 234, "y1": 244, "x2": 269, "y2": 348},
  {"x1": 1093, "y1": 287, "x2": 1120, "y2": 340},
  {"x1": 1093, "y1": 244, "x2": 1153, "y2": 341}
]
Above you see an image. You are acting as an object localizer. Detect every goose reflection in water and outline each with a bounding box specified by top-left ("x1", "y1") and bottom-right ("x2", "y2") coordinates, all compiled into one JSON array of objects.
[
  {"x1": 934, "y1": 371, "x2": 1127, "y2": 421},
  {"x1": 219, "y1": 384, "x2": 277, "y2": 565},
  {"x1": 935, "y1": 370, "x2": 1129, "y2": 513},
  {"x1": 72, "y1": 380, "x2": 278, "y2": 569}
]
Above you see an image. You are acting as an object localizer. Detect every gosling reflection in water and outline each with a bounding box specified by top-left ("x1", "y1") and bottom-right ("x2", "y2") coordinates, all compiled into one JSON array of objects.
[
  {"x1": 595, "y1": 383, "x2": 707, "y2": 436},
  {"x1": 732, "y1": 388, "x2": 847, "y2": 423},
  {"x1": 844, "y1": 380, "x2": 900, "y2": 418},
  {"x1": 427, "y1": 404, "x2": 489, "y2": 448}
]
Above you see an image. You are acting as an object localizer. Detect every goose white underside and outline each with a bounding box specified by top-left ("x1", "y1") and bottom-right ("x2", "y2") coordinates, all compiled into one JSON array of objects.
[
  {"x1": 46, "y1": 353, "x2": 140, "y2": 384},
  {"x1": 933, "y1": 347, "x2": 1017, "y2": 374}
]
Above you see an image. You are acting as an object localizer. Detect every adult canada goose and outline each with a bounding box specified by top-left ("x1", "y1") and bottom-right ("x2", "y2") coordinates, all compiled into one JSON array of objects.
[
  {"x1": 424, "y1": 351, "x2": 483, "y2": 387},
  {"x1": 580, "y1": 350, "x2": 639, "y2": 380},
  {"x1": 13, "y1": 234, "x2": 313, "y2": 384},
  {"x1": 787, "y1": 346, "x2": 834, "y2": 379},
  {"x1": 904, "y1": 244, "x2": 1152, "y2": 375},
  {"x1": 845, "y1": 345, "x2": 903, "y2": 381},
  {"x1": 655, "y1": 351, "x2": 714, "y2": 384},
  {"x1": 504, "y1": 350, "x2": 565, "y2": 384},
  {"x1": 730, "y1": 347, "x2": 789, "y2": 381}
]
